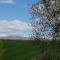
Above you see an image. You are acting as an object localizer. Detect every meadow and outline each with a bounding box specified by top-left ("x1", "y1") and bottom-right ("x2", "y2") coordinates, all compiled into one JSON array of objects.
[
  {"x1": 0, "y1": 40, "x2": 39, "y2": 60},
  {"x1": 0, "y1": 39, "x2": 60, "y2": 60}
]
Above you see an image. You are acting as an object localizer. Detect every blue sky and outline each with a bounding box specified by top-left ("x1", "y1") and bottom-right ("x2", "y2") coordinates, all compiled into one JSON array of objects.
[
  {"x1": 0, "y1": 0, "x2": 38, "y2": 22},
  {"x1": 0, "y1": 0, "x2": 35, "y2": 22},
  {"x1": 0, "y1": 0, "x2": 38, "y2": 37}
]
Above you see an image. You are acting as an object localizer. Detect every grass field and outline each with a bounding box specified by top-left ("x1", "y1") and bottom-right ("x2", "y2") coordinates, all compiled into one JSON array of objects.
[
  {"x1": 0, "y1": 40, "x2": 60, "y2": 60},
  {"x1": 0, "y1": 40, "x2": 39, "y2": 60}
]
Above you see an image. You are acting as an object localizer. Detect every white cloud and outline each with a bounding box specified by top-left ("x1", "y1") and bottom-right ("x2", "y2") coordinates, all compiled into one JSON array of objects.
[
  {"x1": 0, "y1": 19, "x2": 32, "y2": 30},
  {"x1": 0, "y1": 19, "x2": 32, "y2": 37},
  {"x1": 0, "y1": 0, "x2": 14, "y2": 4},
  {"x1": 0, "y1": 34, "x2": 8, "y2": 37}
]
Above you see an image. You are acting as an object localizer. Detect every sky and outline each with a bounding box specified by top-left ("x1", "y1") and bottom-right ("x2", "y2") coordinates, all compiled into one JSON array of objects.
[
  {"x1": 0, "y1": 0, "x2": 52, "y2": 38},
  {"x1": 0, "y1": 0, "x2": 38, "y2": 37},
  {"x1": 0, "y1": 0, "x2": 52, "y2": 39}
]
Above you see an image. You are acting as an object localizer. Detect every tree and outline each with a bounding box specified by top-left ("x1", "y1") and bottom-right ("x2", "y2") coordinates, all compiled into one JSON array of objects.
[
  {"x1": 31, "y1": 0, "x2": 60, "y2": 40},
  {"x1": 31, "y1": 0, "x2": 53, "y2": 40},
  {"x1": 43, "y1": 0, "x2": 60, "y2": 39}
]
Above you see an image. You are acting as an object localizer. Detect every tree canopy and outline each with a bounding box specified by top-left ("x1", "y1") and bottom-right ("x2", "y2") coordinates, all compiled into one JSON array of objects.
[{"x1": 31, "y1": 0, "x2": 60, "y2": 40}]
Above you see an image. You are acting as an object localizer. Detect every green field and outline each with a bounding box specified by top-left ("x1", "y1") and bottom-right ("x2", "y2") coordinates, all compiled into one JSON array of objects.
[
  {"x1": 0, "y1": 40, "x2": 60, "y2": 60},
  {"x1": 0, "y1": 40, "x2": 39, "y2": 60}
]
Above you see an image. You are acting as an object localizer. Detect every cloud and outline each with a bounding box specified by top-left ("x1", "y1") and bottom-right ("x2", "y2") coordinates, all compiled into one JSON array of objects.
[
  {"x1": 0, "y1": 19, "x2": 32, "y2": 30},
  {"x1": 0, "y1": 19, "x2": 32, "y2": 37},
  {"x1": 0, "y1": 0, "x2": 14, "y2": 4}
]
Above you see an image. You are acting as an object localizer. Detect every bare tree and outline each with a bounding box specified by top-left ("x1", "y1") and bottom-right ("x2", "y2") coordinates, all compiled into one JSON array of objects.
[{"x1": 31, "y1": 0, "x2": 60, "y2": 40}]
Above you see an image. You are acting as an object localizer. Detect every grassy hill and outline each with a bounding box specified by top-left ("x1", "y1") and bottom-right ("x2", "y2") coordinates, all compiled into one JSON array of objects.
[{"x1": 0, "y1": 39, "x2": 60, "y2": 60}]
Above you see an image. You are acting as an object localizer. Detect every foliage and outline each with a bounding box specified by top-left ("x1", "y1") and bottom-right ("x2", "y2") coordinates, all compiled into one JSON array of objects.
[{"x1": 31, "y1": 0, "x2": 60, "y2": 40}]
